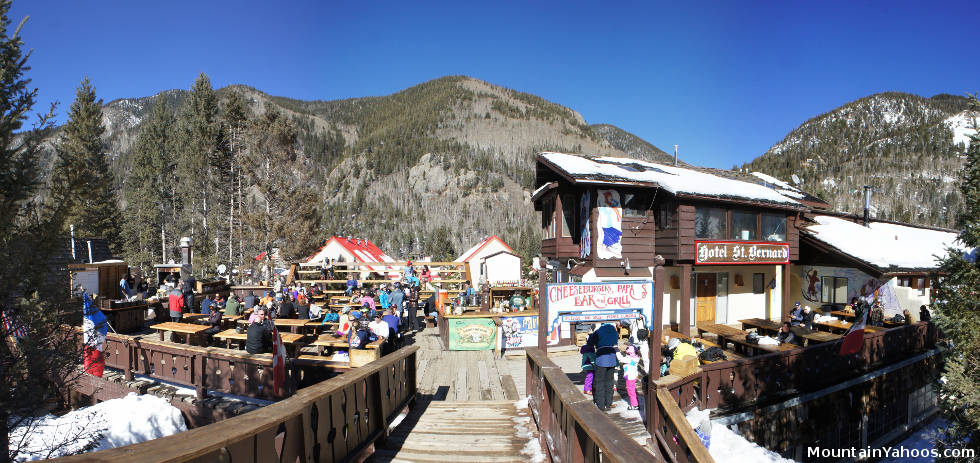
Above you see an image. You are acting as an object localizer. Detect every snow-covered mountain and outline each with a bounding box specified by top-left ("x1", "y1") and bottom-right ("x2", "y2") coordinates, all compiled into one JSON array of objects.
[{"x1": 743, "y1": 92, "x2": 976, "y2": 228}]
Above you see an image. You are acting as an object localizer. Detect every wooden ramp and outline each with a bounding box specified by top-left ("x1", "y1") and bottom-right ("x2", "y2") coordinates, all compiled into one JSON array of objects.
[{"x1": 370, "y1": 400, "x2": 542, "y2": 463}]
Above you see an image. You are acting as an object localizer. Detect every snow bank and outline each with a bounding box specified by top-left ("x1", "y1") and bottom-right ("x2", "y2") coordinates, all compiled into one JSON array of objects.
[
  {"x1": 805, "y1": 215, "x2": 961, "y2": 269},
  {"x1": 686, "y1": 407, "x2": 797, "y2": 463},
  {"x1": 880, "y1": 418, "x2": 947, "y2": 463},
  {"x1": 540, "y1": 152, "x2": 802, "y2": 205},
  {"x1": 10, "y1": 393, "x2": 187, "y2": 461},
  {"x1": 514, "y1": 399, "x2": 547, "y2": 463}
]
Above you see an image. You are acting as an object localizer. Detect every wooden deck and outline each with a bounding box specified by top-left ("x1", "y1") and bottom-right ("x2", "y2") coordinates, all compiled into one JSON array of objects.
[
  {"x1": 369, "y1": 401, "x2": 540, "y2": 463},
  {"x1": 411, "y1": 328, "x2": 520, "y2": 401}
]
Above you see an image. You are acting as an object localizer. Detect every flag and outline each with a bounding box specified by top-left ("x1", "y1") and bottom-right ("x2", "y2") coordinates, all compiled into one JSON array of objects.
[
  {"x1": 255, "y1": 251, "x2": 268, "y2": 261},
  {"x1": 839, "y1": 306, "x2": 867, "y2": 356},
  {"x1": 1, "y1": 307, "x2": 27, "y2": 339},
  {"x1": 271, "y1": 325, "x2": 286, "y2": 396},
  {"x1": 82, "y1": 293, "x2": 108, "y2": 377}
]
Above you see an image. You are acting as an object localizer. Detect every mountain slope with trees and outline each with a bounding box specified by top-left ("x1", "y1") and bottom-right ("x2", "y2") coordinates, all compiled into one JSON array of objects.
[
  {"x1": 37, "y1": 75, "x2": 672, "y2": 275},
  {"x1": 742, "y1": 92, "x2": 977, "y2": 228}
]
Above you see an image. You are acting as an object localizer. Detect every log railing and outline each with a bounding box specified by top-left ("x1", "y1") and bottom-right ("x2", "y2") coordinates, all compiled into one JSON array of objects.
[
  {"x1": 49, "y1": 345, "x2": 418, "y2": 462},
  {"x1": 526, "y1": 347, "x2": 653, "y2": 463}
]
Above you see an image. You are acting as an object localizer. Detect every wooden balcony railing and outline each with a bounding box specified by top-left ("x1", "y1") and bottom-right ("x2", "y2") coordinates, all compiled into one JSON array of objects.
[
  {"x1": 526, "y1": 347, "x2": 654, "y2": 463},
  {"x1": 48, "y1": 345, "x2": 418, "y2": 462}
]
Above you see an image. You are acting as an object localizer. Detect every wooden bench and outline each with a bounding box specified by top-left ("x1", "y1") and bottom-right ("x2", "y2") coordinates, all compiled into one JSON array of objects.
[
  {"x1": 661, "y1": 328, "x2": 743, "y2": 361},
  {"x1": 814, "y1": 319, "x2": 886, "y2": 334},
  {"x1": 151, "y1": 322, "x2": 211, "y2": 345}
]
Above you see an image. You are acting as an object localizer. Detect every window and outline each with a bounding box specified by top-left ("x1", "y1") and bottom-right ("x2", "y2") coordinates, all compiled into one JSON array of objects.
[
  {"x1": 622, "y1": 191, "x2": 649, "y2": 217},
  {"x1": 752, "y1": 273, "x2": 765, "y2": 294},
  {"x1": 560, "y1": 193, "x2": 576, "y2": 238},
  {"x1": 821, "y1": 276, "x2": 848, "y2": 304},
  {"x1": 761, "y1": 213, "x2": 786, "y2": 241},
  {"x1": 731, "y1": 211, "x2": 758, "y2": 240},
  {"x1": 542, "y1": 199, "x2": 556, "y2": 239},
  {"x1": 695, "y1": 207, "x2": 727, "y2": 239},
  {"x1": 658, "y1": 204, "x2": 673, "y2": 230}
]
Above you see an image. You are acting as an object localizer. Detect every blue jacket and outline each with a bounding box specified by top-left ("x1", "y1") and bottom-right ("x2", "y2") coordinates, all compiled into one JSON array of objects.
[
  {"x1": 382, "y1": 314, "x2": 399, "y2": 332},
  {"x1": 591, "y1": 324, "x2": 620, "y2": 368},
  {"x1": 379, "y1": 291, "x2": 391, "y2": 309}
]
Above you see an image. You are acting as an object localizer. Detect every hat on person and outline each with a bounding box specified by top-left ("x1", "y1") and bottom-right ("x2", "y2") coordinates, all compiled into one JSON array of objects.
[
  {"x1": 794, "y1": 302, "x2": 801, "y2": 308},
  {"x1": 667, "y1": 338, "x2": 681, "y2": 350},
  {"x1": 625, "y1": 345, "x2": 637, "y2": 356}
]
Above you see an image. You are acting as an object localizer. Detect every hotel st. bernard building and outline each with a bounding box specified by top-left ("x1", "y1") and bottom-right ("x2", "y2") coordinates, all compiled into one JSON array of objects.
[{"x1": 531, "y1": 152, "x2": 959, "y2": 336}]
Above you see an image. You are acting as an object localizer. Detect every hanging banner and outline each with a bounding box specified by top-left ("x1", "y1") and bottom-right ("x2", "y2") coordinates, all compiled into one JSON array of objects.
[
  {"x1": 596, "y1": 189, "x2": 622, "y2": 259},
  {"x1": 543, "y1": 281, "x2": 654, "y2": 345},
  {"x1": 500, "y1": 315, "x2": 538, "y2": 349},
  {"x1": 580, "y1": 191, "x2": 591, "y2": 258},
  {"x1": 448, "y1": 318, "x2": 496, "y2": 350}
]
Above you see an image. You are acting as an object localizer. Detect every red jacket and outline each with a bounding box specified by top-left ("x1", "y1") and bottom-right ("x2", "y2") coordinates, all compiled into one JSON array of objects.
[{"x1": 168, "y1": 292, "x2": 185, "y2": 314}]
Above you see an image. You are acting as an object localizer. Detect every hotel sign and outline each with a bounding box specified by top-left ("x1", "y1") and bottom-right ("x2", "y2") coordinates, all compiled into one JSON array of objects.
[{"x1": 695, "y1": 241, "x2": 790, "y2": 265}]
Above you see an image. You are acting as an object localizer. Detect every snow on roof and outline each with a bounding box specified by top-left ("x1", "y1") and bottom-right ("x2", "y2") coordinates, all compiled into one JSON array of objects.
[
  {"x1": 455, "y1": 236, "x2": 515, "y2": 262},
  {"x1": 804, "y1": 215, "x2": 961, "y2": 270},
  {"x1": 539, "y1": 152, "x2": 802, "y2": 206},
  {"x1": 750, "y1": 172, "x2": 806, "y2": 199}
]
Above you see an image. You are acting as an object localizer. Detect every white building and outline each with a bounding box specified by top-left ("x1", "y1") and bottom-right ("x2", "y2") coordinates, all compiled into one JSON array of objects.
[{"x1": 455, "y1": 236, "x2": 516, "y2": 285}]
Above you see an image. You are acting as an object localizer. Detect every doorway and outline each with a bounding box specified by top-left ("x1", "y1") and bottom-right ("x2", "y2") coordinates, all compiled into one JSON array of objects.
[{"x1": 696, "y1": 273, "x2": 717, "y2": 324}]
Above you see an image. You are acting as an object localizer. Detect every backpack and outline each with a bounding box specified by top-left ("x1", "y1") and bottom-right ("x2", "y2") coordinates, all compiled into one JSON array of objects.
[{"x1": 699, "y1": 347, "x2": 727, "y2": 362}]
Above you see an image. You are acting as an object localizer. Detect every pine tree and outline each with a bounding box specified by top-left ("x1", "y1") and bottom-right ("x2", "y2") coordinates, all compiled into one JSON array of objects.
[
  {"x1": 222, "y1": 91, "x2": 249, "y2": 269},
  {"x1": 47, "y1": 77, "x2": 122, "y2": 251},
  {"x1": 122, "y1": 96, "x2": 175, "y2": 272},
  {"x1": 933, "y1": 94, "x2": 980, "y2": 461},
  {"x1": 242, "y1": 108, "x2": 321, "y2": 263},
  {"x1": 174, "y1": 73, "x2": 230, "y2": 276},
  {"x1": 426, "y1": 226, "x2": 456, "y2": 261},
  {"x1": 0, "y1": 3, "x2": 90, "y2": 460}
]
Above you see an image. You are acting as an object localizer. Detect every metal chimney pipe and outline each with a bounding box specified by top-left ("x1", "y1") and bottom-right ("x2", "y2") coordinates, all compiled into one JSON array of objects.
[
  {"x1": 673, "y1": 145, "x2": 679, "y2": 166},
  {"x1": 70, "y1": 224, "x2": 76, "y2": 260},
  {"x1": 180, "y1": 237, "x2": 193, "y2": 279},
  {"x1": 863, "y1": 186, "x2": 871, "y2": 227}
]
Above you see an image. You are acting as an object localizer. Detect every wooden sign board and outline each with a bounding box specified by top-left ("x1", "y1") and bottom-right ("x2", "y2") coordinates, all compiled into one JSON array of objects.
[{"x1": 695, "y1": 241, "x2": 789, "y2": 265}]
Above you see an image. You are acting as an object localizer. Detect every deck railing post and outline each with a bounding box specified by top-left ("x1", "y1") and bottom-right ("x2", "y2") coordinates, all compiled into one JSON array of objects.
[{"x1": 122, "y1": 340, "x2": 134, "y2": 381}]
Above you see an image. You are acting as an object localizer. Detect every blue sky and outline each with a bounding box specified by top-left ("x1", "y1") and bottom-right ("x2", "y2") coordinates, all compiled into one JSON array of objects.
[{"x1": 11, "y1": 0, "x2": 980, "y2": 168}]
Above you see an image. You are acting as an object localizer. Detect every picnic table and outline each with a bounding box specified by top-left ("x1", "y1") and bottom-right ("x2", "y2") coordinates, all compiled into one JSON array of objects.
[
  {"x1": 739, "y1": 318, "x2": 840, "y2": 346},
  {"x1": 697, "y1": 323, "x2": 798, "y2": 356},
  {"x1": 180, "y1": 313, "x2": 207, "y2": 322},
  {"x1": 213, "y1": 329, "x2": 306, "y2": 355},
  {"x1": 152, "y1": 322, "x2": 211, "y2": 345},
  {"x1": 814, "y1": 319, "x2": 886, "y2": 334},
  {"x1": 308, "y1": 334, "x2": 384, "y2": 366},
  {"x1": 832, "y1": 310, "x2": 904, "y2": 328},
  {"x1": 661, "y1": 328, "x2": 743, "y2": 362}
]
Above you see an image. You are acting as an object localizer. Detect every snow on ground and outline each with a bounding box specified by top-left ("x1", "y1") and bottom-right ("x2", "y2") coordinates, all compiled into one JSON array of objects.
[
  {"x1": 880, "y1": 418, "x2": 948, "y2": 463},
  {"x1": 686, "y1": 408, "x2": 797, "y2": 463},
  {"x1": 513, "y1": 398, "x2": 547, "y2": 463},
  {"x1": 806, "y1": 215, "x2": 961, "y2": 269},
  {"x1": 9, "y1": 393, "x2": 186, "y2": 461},
  {"x1": 944, "y1": 111, "x2": 978, "y2": 148}
]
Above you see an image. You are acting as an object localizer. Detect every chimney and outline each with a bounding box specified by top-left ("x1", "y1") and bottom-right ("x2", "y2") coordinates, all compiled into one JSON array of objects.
[
  {"x1": 863, "y1": 186, "x2": 872, "y2": 227},
  {"x1": 180, "y1": 236, "x2": 193, "y2": 279},
  {"x1": 673, "y1": 145, "x2": 679, "y2": 166}
]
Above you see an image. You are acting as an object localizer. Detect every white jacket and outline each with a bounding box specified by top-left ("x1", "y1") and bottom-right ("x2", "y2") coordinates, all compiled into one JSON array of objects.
[{"x1": 616, "y1": 353, "x2": 640, "y2": 381}]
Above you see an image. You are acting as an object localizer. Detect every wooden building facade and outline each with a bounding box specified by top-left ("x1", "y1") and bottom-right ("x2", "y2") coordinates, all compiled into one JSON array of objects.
[{"x1": 532, "y1": 152, "x2": 830, "y2": 335}]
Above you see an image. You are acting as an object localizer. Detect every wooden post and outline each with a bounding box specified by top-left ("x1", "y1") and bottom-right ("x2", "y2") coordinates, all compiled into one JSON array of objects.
[
  {"x1": 122, "y1": 340, "x2": 133, "y2": 381},
  {"x1": 782, "y1": 263, "x2": 791, "y2": 322},
  {"x1": 537, "y1": 268, "x2": 548, "y2": 354},
  {"x1": 648, "y1": 262, "x2": 665, "y2": 442},
  {"x1": 680, "y1": 263, "x2": 692, "y2": 336}
]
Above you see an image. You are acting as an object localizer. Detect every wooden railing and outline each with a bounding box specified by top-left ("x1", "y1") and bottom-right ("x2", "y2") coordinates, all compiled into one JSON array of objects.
[
  {"x1": 647, "y1": 322, "x2": 937, "y2": 463},
  {"x1": 526, "y1": 348, "x2": 654, "y2": 463},
  {"x1": 662, "y1": 322, "x2": 938, "y2": 414},
  {"x1": 100, "y1": 332, "x2": 295, "y2": 400},
  {"x1": 49, "y1": 345, "x2": 418, "y2": 462}
]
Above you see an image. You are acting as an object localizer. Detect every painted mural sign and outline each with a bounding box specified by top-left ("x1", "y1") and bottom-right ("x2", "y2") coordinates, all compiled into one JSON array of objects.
[
  {"x1": 695, "y1": 241, "x2": 790, "y2": 265},
  {"x1": 596, "y1": 189, "x2": 623, "y2": 259},
  {"x1": 500, "y1": 316, "x2": 538, "y2": 349},
  {"x1": 801, "y1": 265, "x2": 900, "y2": 315},
  {"x1": 448, "y1": 318, "x2": 496, "y2": 351},
  {"x1": 544, "y1": 281, "x2": 654, "y2": 345}
]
